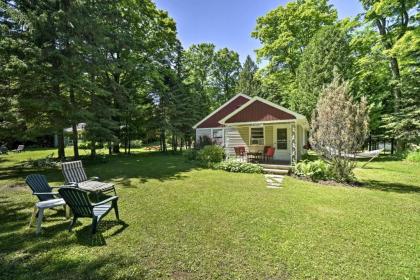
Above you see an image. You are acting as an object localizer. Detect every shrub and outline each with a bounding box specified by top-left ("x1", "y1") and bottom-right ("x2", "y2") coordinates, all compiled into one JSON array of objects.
[
  {"x1": 130, "y1": 140, "x2": 143, "y2": 148},
  {"x1": 183, "y1": 149, "x2": 199, "y2": 161},
  {"x1": 294, "y1": 159, "x2": 333, "y2": 181},
  {"x1": 78, "y1": 142, "x2": 103, "y2": 149},
  {"x1": 406, "y1": 149, "x2": 420, "y2": 162},
  {"x1": 24, "y1": 153, "x2": 59, "y2": 168},
  {"x1": 215, "y1": 160, "x2": 263, "y2": 173},
  {"x1": 310, "y1": 73, "x2": 369, "y2": 182},
  {"x1": 78, "y1": 142, "x2": 89, "y2": 150},
  {"x1": 197, "y1": 145, "x2": 225, "y2": 163}
]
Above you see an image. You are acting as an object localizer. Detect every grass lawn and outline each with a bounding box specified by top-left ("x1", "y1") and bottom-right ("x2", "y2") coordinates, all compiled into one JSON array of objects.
[{"x1": 0, "y1": 148, "x2": 419, "y2": 279}]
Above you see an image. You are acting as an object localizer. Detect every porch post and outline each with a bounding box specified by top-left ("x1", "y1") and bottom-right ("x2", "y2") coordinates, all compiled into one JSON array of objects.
[{"x1": 290, "y1": 123, "x2": 297, "y2": 166}]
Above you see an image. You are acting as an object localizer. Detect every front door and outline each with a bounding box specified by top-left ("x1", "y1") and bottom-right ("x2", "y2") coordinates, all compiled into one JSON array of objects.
[{"x1": 273, "y1": 124, "x2": 290, "y2": 161}]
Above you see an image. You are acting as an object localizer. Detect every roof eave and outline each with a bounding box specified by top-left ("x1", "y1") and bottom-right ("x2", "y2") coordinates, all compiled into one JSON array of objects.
[{"x1": 192, "y1": 93, "x2": 251, "y2": 129}]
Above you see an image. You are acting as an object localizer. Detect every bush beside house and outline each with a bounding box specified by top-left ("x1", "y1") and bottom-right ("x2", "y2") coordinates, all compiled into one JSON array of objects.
[
  {"x1": 184, "y1": 145, "x2": 262, "y2": 174},
  {"x1": 294, "y1": 159, "x2": 333, "y2": 181},
  {"x1": 215, "y1": 160, "x2": 263, "y2": 173},
  {"x1": 197, "y1": 145, "x2": 225, "y2": 163}
]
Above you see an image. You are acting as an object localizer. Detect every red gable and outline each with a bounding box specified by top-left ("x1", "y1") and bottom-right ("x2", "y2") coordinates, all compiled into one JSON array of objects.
[
  {"x1": 224, "y1": 100, "x2": 296, "y2": 123},
  {"x1": 196, "y1": 95, "x2": 251, "y2": 128}
]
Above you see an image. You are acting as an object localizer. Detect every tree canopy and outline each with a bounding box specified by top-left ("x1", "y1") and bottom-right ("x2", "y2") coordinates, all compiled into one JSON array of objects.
[{"x1": 0, "y1": 0, "x2": 418, "y2": 156}]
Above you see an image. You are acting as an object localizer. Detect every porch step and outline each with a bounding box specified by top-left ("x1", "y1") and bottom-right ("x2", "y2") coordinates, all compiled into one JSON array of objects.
[
  {"x1": 259, "y1": 164, "x2": 291, "y2": 170},
  {"x1": 262, "y1": 168, "x2": 289, "y2": 175}
]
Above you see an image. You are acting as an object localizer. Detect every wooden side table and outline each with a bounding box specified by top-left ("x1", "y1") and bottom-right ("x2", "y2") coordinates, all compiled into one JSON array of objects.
[{"x1": 29, "y1": 198, "x2": 69, "y2": 234}]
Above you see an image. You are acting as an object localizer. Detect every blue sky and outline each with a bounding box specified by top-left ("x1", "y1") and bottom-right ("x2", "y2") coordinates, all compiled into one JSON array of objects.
[{"x1": 154, "y1": 0, "x2": 364, "y2": 63}]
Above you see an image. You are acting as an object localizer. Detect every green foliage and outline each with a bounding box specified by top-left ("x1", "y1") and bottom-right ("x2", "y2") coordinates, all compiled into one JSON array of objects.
[
  {"x1": 197, "y1": 145, "x2": 225, "y2": 163},
  {"x1": 361, "y1": 0, "x2": 419, "y2": 141},
  {"x1": 0, "y1": 0, "x2": 180, "y2": 157},
  {"x1": 294, "y1": 159, "x2": 333, "y2": 181},
  {"x1": 236, "y1": 55, "x2": 260, "y2": 96},
  {"x1": 183, "y1": 43, "x2": 241, "y2": 111},
  {"x1": 23, "y1": 153, "x2": 58, "y2": 169},
  {"x1": 215, "y1": 160, "x2": 263, "y2": 173},
  {"x1": 183, "y1": 149, "x2": 199, "y2": 161},
  {"x1": 350, "y1": 27, "x2": 392, "y2": 133},
  {"x1": 252, "y1": 0, "x2": 337, "y2": 107},
  {"x1": 294, "y1": 25, "x2": 353, "y2": 118},
  {"x1": 78, "y1": 142, "x2": 103, "y2": 150},
  {"x1": 251, "y1": 0, "x2": 418, "y2": 146},
  {"x1": 211, "y1": 48, "x2": 242, "y2": 106},
  {"x1": 311, "y1": 74, "x2": 369, "y2": 182},
  {"x1": 129, "y1": 140, "x2": 143, "y2": 148},
  {"x1": 406, "y1": 148, "x2": 420, "y2": 162},
  {"x1": 253, "y1": 0, "x2": 337, "y2": 74}
]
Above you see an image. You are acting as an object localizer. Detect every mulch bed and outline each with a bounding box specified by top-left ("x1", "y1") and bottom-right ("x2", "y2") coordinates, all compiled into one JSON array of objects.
[{"x1": 291, "y1": 174, "x2": 363, "y2": 187}]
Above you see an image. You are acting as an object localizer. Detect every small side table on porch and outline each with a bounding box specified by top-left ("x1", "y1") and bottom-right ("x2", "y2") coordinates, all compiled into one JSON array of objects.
[{"x1": 247, "y1": 152, "x2": 263, "y2": 163}]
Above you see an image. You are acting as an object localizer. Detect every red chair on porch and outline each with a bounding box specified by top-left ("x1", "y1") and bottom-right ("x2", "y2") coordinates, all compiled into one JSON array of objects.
[
  {"x1": 264, "y1": 147, "x2": 275, "y2": 162},
  {"x1": 234, "y1": 146, "x2": 246, "y2": 160}
]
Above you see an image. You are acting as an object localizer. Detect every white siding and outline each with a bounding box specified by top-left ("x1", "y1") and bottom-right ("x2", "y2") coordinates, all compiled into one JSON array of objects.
[
  {"x1": 225, "y1": 127, "x2": 248, "y2": 157},
  {"x1": 196, "y1": 128, "x2": 225, "y2": 147},
  {"x1": 196, "y1": 128, "x2": 211, "y2": 144}
]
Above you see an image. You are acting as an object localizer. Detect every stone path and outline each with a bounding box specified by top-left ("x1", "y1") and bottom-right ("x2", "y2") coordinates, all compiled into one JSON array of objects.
[{"x1": 264, "y1": 174, "x2": 284, "y2": 189}]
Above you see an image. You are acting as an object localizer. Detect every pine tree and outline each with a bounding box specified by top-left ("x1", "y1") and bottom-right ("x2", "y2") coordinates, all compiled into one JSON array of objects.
[
  {"x1": 294, "y1": 25, "x2": 353, "y2": 119},
  {"x1": 237, "y1": 55, "x2": 260, "y2": 96}
]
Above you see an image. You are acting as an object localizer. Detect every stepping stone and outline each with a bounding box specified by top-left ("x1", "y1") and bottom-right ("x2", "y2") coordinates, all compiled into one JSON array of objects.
[{"x1": 264, "y1": 174, "x2": 284, "y2": 189}]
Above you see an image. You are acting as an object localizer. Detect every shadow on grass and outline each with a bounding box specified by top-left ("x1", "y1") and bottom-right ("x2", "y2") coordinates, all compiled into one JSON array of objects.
[
  {"x1": 0, "y1": 242, "x2": 147, "y2": 280},
  {"x1": 0, "y1": 151, "x2": 201, "y2": 188},
  {"x1": 0, "y1": 194, "x2": 134, "y2": 279},
  {"x1": 0, "y1": 156, "x2": 10, "y2": 164},
  {"x1": 0, "y1": 195, "x2": 33, "y2": 233},
  {"x1": 360, "y1": 180, "x2": 420, "y2": 194},
  {"x1": 73, "y1": 220, "x2": 129, "y2": 246}
]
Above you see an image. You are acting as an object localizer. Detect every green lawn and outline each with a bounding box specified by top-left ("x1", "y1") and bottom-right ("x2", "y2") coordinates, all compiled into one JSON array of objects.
[{"x1": 0, "y1": 148, "x2": 419, "y2": 279}]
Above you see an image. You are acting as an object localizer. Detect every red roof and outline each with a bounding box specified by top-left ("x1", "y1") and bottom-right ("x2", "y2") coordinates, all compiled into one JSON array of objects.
[
  {"x1": 196, "y1": 95, "x2": 251, "y2": 128},
  {"x1": 225, "y1": 100, "x2": 296, "y2": 123}
]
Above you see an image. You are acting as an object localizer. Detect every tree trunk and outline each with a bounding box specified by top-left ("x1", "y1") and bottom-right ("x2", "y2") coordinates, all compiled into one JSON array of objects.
[
  {"x1": 389, "y1": 57, "x2": 401, "y2": 111},
  {"x1": 375, "y1": 18, "x2": 401, "y2": 111},
  {"x1": 113, "y1": 140, "x2": 120, "y2": 153},
  {"x1": 71, "y1": 123, "x2": 79, "y2": 159},
  {"x1": 124, "y1": 120, "x2": 128, "y2": 154},
  {"x1": 161, "y1": 130, "x2": 166, "y2": 152},
  {"x1": 69, "y1": 88, "x2": 79, "y2": 159},
  {"x1": 90, "y1": 141, "x2": 96, "y2": 157},
  {"x1": 57, "y1": 130, "x2": 65, "y2": 161},
  {"x1": 108, "y1": 141, "x2": 112, "y2": 155},
  {"x1": 172, "y1": 134, "x2": 177, "y2": 153}
]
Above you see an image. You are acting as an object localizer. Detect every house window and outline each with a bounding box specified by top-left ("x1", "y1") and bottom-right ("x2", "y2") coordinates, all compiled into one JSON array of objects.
[
  {"x1": 212, "y1": 129, "x2": 223, "y2": 145},
  {"x1": 277, "y1": 128, "x2": 287, "y2": 150},
  {"x1": 250, "y1": 127, "x2": 264, "y2": 145}
]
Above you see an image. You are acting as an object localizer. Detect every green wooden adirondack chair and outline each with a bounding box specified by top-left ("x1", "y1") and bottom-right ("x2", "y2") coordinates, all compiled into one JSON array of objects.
[
  {"x1": 58, "y1": 187, "x2": 119, "y2": 234},
  {"x1": 26, "y1": 174, "x2": 59, "y2": 201},
  {"x1": 25, "y1": 174, "x2": 69, "y2": 234}
]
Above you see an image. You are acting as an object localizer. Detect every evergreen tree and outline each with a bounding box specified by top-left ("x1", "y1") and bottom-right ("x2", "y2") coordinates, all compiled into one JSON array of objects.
[
  {"x1": 236, "y1": 55, "x2": 260, "y2": 97},
  {"x1": 293, "y1": 25, "x2": 353, "y2": 118}
]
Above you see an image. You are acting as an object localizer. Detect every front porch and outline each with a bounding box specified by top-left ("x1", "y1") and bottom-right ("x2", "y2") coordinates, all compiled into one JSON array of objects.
[{"x1": 224, "y1": 120, "x2": 308, "y2": 165}]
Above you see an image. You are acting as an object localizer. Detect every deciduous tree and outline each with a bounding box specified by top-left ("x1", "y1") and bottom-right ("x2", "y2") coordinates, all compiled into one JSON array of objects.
[{"x1": 310, "y1": 73, "x2": 369, "y2": 181}]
